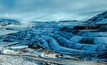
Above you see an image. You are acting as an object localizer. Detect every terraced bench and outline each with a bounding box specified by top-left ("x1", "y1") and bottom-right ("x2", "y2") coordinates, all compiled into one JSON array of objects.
[{"x1": 0, "y1": 11, "x2": 107, "y2": 61}]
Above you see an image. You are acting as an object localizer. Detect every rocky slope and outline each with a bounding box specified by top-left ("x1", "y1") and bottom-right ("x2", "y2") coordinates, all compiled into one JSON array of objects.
[
  {"x1": 0, "y1": 18, "x2": 20, "y2": 26},
  {"x1": 0, "y1": 11, "x2": 107, "y2": 65}
]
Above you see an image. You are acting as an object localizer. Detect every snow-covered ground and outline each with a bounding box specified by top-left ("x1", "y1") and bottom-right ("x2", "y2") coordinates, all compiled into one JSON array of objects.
[
  {"x1": 0, "y1": 55, "x2": 41, "y2": 65},
  {"x1": 0, "y1": 29, "x2": 17, "y2": 36},
  {"x1": 0, "y1": 54, "x2": 106, "y2": 65}
]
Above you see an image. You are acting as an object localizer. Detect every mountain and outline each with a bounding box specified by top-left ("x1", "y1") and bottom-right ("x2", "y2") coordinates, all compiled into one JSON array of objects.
[
  {"x1": 0, "y1": 18, "x2": 20, "y2": 26},
  {"x1": 86, "y1": 11, "x2": 107, "y2": 24}
]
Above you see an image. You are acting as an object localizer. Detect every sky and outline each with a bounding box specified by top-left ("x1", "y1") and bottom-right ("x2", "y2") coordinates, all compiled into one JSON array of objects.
[{"x1": 0, "y1": 0, "x2": 107, "y2": 22}]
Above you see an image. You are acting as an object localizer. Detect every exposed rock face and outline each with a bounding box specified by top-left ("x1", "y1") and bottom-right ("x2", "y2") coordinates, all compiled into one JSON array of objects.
[
  {"x1": 86, "y1": 11, "x2": 107, "y2": 24},
  {"x1": 0, "y1": 18, "x2": 20, "y2": 26},
  {"x1": 0, "y1": 11, "x2": 107, "y2": 62}
]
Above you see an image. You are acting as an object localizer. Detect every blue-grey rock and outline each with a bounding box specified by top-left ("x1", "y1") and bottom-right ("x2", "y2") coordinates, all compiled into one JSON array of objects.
[{"x1": 0, "y1": 11, "x2": 107, "y2": 61}]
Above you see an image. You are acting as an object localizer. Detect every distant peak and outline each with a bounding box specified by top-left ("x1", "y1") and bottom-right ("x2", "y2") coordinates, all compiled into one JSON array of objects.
[
  {"x1": 0, "y1": 18, "x2": 20, "y2": 26},
  {"x1": 86, "y1": 11, "x2": 107, "y2": 24}
]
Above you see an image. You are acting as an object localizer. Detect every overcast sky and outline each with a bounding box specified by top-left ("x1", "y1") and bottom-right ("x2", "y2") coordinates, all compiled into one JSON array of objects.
[{"x1": 0, "y1": 0, "x2": 107, "y2": 22}]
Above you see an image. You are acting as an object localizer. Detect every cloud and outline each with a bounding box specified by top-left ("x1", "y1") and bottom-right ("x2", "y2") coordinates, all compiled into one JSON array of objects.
[{"x1": 0, "y1": 0, "x2": 107, "y2": 21}]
